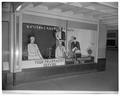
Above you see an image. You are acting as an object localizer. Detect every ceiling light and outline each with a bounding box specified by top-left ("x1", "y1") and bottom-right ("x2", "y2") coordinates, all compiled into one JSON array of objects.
[{"x1": 16, "y1": 4, "x2": 22, "y2": 11}]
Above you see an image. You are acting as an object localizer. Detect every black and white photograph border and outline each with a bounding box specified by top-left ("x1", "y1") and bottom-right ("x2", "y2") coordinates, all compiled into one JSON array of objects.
[{"x1": 1, "y1": 0, "x2": 119, "y2": 95}]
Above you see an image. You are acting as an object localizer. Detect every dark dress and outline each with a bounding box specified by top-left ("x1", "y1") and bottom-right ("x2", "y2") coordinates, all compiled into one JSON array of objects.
[
  {"x1": 71, "y1": 41, "x2": 80, "y2": 52},
  {"x1": 71, "y1": 41, "x2": 81, "y2": 59}
]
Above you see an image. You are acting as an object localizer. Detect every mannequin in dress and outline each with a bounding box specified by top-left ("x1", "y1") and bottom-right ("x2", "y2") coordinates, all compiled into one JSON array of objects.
[
  {"x1": 55, "y1": 40, "x2": 66, "y2": 58},
  {"x1": 28, "y1": 36, "x2": 43, "y2": 60}
]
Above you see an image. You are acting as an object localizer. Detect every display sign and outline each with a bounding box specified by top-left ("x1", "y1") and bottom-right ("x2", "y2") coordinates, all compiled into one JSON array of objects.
[
  {"x1": 22, "y1": 58, "x2": 65, "y2": 69},
  {"x1": 25, "y1": 24, "x2": 58, "y2": 30}
]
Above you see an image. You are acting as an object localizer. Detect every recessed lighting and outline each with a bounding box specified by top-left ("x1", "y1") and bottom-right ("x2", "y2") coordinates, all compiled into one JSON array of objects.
[{"x1": 16, "y1": 5, "x2": 22, "y2": 11}]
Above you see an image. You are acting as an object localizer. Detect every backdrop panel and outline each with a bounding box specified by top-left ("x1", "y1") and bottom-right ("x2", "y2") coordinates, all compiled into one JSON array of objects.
[
  {"x1": 22, "y1": 23, "x2": 58, "y2": 60},
  {"x1": 67, "y1": 28, "x2": 97, "y2": 62}
]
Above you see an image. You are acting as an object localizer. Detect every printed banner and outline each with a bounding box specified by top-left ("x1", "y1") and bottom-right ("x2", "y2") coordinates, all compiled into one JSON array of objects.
[{"x1": 25, "y1": 23, "x2": 58, "y2": 31}]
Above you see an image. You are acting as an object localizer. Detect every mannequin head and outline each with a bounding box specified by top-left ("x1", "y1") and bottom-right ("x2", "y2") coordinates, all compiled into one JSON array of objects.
[
  {"x1": 56, "y1": 27, "x2": 60, "y2": 32},
  {"x1": 58, "y1": 40, "x2": 63, "y2": 46},
  {"x1": 73, "y1": 37, "x2": 77, "y2": 42},
  {"x1": 30, "y1": 36, "x2": 35, "y2": 44}
]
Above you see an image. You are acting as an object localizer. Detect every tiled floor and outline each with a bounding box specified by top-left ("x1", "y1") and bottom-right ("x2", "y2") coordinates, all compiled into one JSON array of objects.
[{"x1": 7, "y1": 48, "x2": 118, "y2": 91}]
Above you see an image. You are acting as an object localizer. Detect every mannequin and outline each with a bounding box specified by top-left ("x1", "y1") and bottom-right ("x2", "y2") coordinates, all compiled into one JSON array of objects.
[
  {"x1": 55, "y1": 40, "x2": 66, "y2": 58},
  {"x1": 28, "y1": 36, "x2": 43, "y2": 60}
]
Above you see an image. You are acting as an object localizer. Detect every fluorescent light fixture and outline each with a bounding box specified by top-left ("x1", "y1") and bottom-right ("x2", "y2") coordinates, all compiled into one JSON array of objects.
[
  {"x1": 62, "y1": 2, "x2": 68, "y2": 4},
  {"x1": 68, "y1": 2, "x2": 82, "y2": 7},
  {"x1": 16, "y1": 4, "x2": 22, "y2": 11}
]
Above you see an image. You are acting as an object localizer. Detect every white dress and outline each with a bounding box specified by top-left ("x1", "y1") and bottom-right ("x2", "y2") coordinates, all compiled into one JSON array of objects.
[
  {"x1": 28, "y1": 43, "x2": 43, "y2": 60},
  {"x1": 55, "y1": 46, "x2": 66, "y2": 58}
]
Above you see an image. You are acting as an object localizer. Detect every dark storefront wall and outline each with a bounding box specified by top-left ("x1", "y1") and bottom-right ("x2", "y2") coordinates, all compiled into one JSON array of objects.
[{"x1": 2, "y1": 21, "x2": 9, "y2": 62}]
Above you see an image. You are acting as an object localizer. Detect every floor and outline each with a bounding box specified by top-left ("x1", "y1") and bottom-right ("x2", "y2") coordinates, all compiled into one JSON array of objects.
[{"x1": 6, "y1": 48, "x2": 118, "y2": 91}]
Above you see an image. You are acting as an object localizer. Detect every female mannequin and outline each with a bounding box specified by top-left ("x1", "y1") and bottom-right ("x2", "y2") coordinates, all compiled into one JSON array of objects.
[{"x1": 28, "y1": 36, "x2": 43, "y2": 60}]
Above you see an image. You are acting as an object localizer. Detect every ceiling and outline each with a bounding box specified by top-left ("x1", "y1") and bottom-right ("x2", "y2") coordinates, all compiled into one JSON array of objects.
[{"x1": 2, "y1": 2, "x2": 118, "y2": 28}]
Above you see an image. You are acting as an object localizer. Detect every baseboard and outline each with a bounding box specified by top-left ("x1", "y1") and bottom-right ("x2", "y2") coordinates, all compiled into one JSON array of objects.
[
  {"x1": 97, "y1": 58, "x2": 106, "y2": 71},
  {"x1": 2, "y1": 71, "x2": 13, "y2": 90}
]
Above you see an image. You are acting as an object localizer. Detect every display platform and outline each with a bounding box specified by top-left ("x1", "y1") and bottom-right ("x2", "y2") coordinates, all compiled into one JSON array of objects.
[
  {"x1": 3, "y1": 57, "x2": 98, "y2": 88},
  {"x1": 3, "y1": 58, "x2": 107, "y2": 89},
  {"x1": 12, "y1": 56, "x2": 95, "y2": 85},
  {"x1": 13, "y1": 62, "x2": 97, "y2": 86}
]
